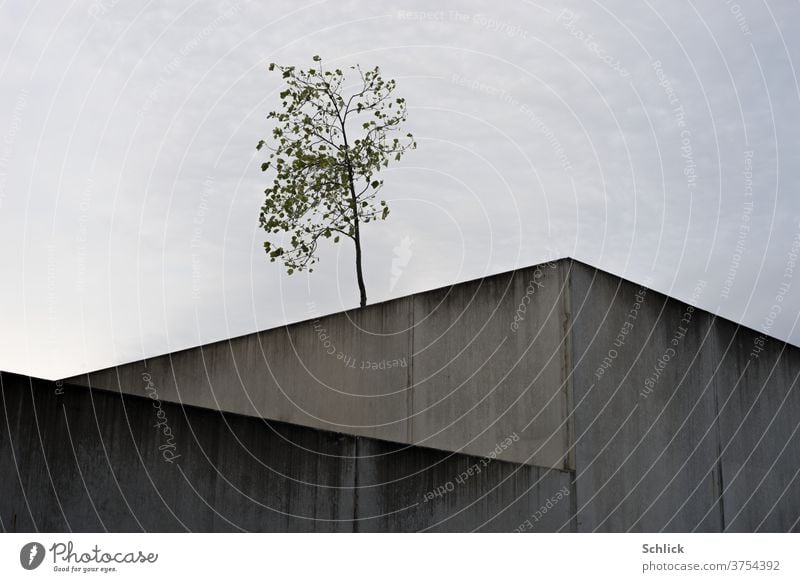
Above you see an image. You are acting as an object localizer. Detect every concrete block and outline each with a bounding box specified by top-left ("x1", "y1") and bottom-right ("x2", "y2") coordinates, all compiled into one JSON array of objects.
[
  {"x1": 570, "y1": 262, "x2": 723, "y2": 532},
  {"x1": 410, "y1": 262, "x2": 572, "y2": 469}
]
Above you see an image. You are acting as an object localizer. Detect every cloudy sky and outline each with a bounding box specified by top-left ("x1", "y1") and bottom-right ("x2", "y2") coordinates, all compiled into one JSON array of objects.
[{"x1": 1, "y1": 0, "x2": 799, "y2": 380}]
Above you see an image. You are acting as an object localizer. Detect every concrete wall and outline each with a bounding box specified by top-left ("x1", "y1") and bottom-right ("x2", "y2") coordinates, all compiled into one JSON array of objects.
[
  {"x1": 570, "y1": 261, "x2": 800, "y2": 532},
  {"x1": 65, "y1": 261, "x2": 573, "y2": 470},
  {"x1": 5, "y1": 258, "x2": 800, "y2": 532},
  {"x1": 710, "y1": 315, "x2": 800, "y2": 532},
  {"x1": 0, "y1": 373, "x2": 574, "y2": 532}
]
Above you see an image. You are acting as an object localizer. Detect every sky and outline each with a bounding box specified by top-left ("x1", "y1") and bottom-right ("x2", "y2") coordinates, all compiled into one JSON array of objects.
[{"x1": 0, "y1": 0, "x2": 799, "y2": 380}]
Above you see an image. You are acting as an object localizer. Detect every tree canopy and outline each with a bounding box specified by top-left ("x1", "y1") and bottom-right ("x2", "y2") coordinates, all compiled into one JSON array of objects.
[{"x1": 257, "y1": 55, "x2": 415, "y2": 306}]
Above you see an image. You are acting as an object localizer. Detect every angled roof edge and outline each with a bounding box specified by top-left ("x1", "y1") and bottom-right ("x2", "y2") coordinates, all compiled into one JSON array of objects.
[
  {"x1": 4, "y1": 255, "x2": 795, "y2": 382},
  {"x1": 569, "y1": 256, "x2": 795, "y2": 353}
]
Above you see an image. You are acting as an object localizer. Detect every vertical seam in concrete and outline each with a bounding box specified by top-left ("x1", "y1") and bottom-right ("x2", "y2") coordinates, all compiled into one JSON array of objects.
[
  {"x1": 352, "y1": 437, "x2": 359, "y2": 532},
  {"x1": 712, "y1": 341, "x2": 727, "y2": 531},
  {"x1": 565, "y1": 260, "x2": 580, "y2": 532},
  {"x1": 569, "y1": 470, "x2": 579, "y2": 532},
  {"x1": 407, "y1": 296, "x2": 415, "y2": 444},
  {"x1": 563, "y1": 260, "x2": 575, "y2": 473}
]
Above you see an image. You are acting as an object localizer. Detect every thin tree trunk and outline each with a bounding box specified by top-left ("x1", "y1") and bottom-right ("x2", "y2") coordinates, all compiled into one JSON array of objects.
[
  {"x1": 352, "y1": 215, "x2": 367, "y2": 308},
  {"x1": 340, "y1": 123, "x2": 368, "y2": 308},
  {"x1": 343, "y1": 154, "x2": 367, "y2": 308}
]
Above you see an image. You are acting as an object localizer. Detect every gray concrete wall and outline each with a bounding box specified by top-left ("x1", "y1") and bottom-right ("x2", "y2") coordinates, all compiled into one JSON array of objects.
[
  {"x1": 569, "y1": 261, "x2": 800, "y2": 532},
  {"x1": 65, "y1": 261, "x2": 573, "y2": 470},
  {"x1": 7, "y1": 258, "x2": 800, "y2": 532},
  {"x1": 709, "y1": 315, "x2": 800, "y2": 532},
  {"x1": 0, "y1": 372, "x2": 574, "y2": 532}
]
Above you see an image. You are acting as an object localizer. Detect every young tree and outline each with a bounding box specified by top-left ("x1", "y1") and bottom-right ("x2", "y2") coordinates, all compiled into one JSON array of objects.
[{"x1": 257, "y1": 55, "x2": 415, "y2": 308}]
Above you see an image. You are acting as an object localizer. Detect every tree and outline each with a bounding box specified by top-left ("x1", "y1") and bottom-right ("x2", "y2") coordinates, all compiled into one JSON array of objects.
[{"x1": 257, "y1": 55, "x2": 415, "y2": 308}]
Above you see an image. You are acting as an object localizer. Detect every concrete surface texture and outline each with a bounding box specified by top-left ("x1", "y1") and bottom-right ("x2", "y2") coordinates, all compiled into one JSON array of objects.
[
  {"x1": 2, "y1": 258, "x2": 799, "y2": 531},
  {"x1": 569, "y1": 263, "x2": 800, "y2": 532},
  {"x1": 0, "y1": 373, "x2": 573, "y2": 532},
  {"x1": 65, "y1": 259, "x2": 573, "y2": 470}
]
